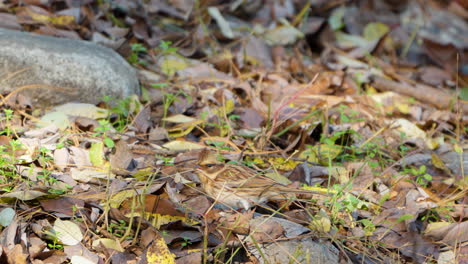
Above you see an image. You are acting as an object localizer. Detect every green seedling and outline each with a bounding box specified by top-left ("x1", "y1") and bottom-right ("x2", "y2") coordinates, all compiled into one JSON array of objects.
[
  {"x1": 108, "y1": 219, "x2": 129, "y2": 238},
  {"x1": 0, "y1": 109, "x2": 14, "y2": 137},
  {"x1": 181, "y1": 237, "x2": 192, "y2": 247},
  {"x1": 404, "y1": 165, "x2": 433, "y2": 187},
  {"x1": 157, "y1": 40, "x2": 178, "y2": 55},
  {"x1": 44, "y1": 230, "x2": 64, "y2": 250},
  {"x1": 128, "y1": 43, "x2": 148, "y2": 65},
  {"x1": 335, "y1": 105, "x2": 364, "y2": 123},
  {"x1": 102, "y1": 96, "x2": 140, "y2": 132},
  {"x1": 157, "y1": 155, "x2": 174, "y2": 166},
  {"x1": 150, "y1": 85, "x2": 191, "y2": 128},
  {"x1": 93, "y1": 120, "x2": 115, "y2": 148}
]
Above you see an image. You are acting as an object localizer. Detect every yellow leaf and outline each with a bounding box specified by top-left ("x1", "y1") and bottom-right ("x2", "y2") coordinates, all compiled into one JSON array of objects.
[
  {"x1": 147, "y1": 234, "x2": 175, "y2": 264},
  {"x1": 49, "y1": 15, "x2": 75, "y2": 26},
  {"x1": 453, "y1": 144, "x2": 463, "y2": 154},
  {"x1": 28, "y1": 12, "x2": 50, "y2": 23},
  {"x1": 132, "y1": 168, "x2": 156, "y2": 181},
  {"x1": 89, "y1": 142, "x2": 105, "y2": 167},
  {"x1": 213, "y1": 99, "x2": 235, "y2": 116},
  {"x1": 431, "y1": 153, "x2": 452, "y2": 175},
  {"x1": 363, "y1": 22, "x2": 389, "y2": 41},
  {"x1": 308, "y1": 210, "x2": 331, "y2": 233},
  {"x1": 426, "y1": 139, "x2": 439, "y2": 150},
  {"x1": 298, "y1": 149, "x2": 319, "y2": 163},
  {"x1": 301, "y1": 185, "x2": 335, "y2": 194},
  {"x1": 167, "y1": 119, "x2": 204, "y2": 138},
  {"x1": 263, "y1": 172, "x2": 291, "y2": 185},
  {"x1": 395, "y1": 102, "x2": 410, "y2": 114},
  {"x1": 160, "y1": 58, "x2": 188, "y2": 76},
  {"x1": 127, "y1": 212, "x2": 199, "y2": 229},
  {"x1": 109, "y1": 190, "x2": 137, "y2": 208},
  {"x1": 329, "y1": 166, "x2": 350, "y2": 183},
  {"x1": 315, "y1": 144, "x2": 342, "y2": 165}
]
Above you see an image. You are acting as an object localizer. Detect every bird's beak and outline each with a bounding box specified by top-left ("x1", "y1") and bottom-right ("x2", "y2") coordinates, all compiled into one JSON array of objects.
[{"x1": 194, "y1": 165, "x2": 200, "y2": 169}]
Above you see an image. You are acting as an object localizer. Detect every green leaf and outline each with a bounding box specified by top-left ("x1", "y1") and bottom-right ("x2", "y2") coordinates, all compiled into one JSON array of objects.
[
  {"x1": 459, "y1": 87, "x2": 468, "y2": 100},
  {"x1": 328, "y1": 7, "x2": 345, "y2": 31},
  {"x1": 397, "y1": 214, "x2": 414, "y2": 222},
  {"x1": 104, "y1": 137, "x2": 115, "y2": 148}
]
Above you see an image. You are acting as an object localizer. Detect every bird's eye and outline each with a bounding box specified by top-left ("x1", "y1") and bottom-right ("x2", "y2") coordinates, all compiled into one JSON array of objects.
[{"x1": 205, "y1": 164, "x2": 215, "y2": 168}]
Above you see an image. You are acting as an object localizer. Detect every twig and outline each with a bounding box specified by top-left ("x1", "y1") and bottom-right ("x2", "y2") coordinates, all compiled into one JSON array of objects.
[{"x1": 371, "y1": 76, "x2": 468, "y2": 113}]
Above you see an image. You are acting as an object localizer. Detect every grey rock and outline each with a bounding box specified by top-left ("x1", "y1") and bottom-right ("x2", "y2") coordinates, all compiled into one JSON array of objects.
[
  {"x1": 249, "y1": 238, "x2": 342, "y2": 264},
  {"x1": 247, "y1": 215, "x2": 348, "y2": 264},
  {"x1": 0, "y1": 28, "x2": 139, "y2": 107}
]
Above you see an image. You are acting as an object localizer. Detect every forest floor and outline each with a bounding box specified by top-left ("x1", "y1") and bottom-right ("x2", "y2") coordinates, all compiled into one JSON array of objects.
[{"x1": 0, "y1": 0, "x2": 466, "y2": 263}]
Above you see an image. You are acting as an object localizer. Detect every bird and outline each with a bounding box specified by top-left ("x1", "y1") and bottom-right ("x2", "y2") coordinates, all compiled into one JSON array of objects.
[{"x1": 194, "y1": 150, "x2": 323, "y2": 210}]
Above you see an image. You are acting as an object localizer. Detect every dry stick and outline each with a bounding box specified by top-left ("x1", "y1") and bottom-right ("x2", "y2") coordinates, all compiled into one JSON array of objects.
[
  {"x1": 370, "y1": 76, "x2": 468, "y2": 113},
  {"x1": 0, "y1": 67, "x2": 33, "y2": 84}
]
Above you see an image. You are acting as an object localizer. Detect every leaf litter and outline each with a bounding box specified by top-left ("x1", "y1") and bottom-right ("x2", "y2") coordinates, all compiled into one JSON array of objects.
[{"x1": 0, "y1": 0, "x2": 466, "y2": 263}]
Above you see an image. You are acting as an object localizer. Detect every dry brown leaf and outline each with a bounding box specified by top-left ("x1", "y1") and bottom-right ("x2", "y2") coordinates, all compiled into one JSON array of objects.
[{"x1": 7, "y1": 244, "x2": 28, "y2": 264}]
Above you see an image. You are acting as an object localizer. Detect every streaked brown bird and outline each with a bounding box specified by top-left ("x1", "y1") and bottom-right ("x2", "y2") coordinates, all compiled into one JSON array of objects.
[{"x1": 195, "y1": 150, "x2": 323, "y2": 210}]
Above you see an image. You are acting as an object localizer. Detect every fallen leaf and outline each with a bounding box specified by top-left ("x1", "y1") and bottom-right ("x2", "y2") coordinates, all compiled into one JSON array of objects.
[
  {"x1": 92, "y1": 238, "x2": 124, "y2": 252},
  {"x1": 89, "y1": 142, "x2": 105, "y2": 167},
  {"x1": 263, "y1": 19, "x2": 304, "y2": 45},
  {"x1": 53, "y1": 103, "x2": 109, "y2": 119},
  {"x1": 162, "y1": 140, "x2": 205, "y2": 151},
  {"x1": 70, "y1": 168, "x2": 113, "y2": 183},
  {"x1": 1, "y1": 191, "x2": 47, "y2": 201},
  {"x1": 309, "y1": 209, "x2": 331, "y2": 233},
  {"x1": 70, "y1": 256, "x2": 96, "y2": 264},
  {"x1": 53, "y1": 219, "x2": 83, "y2": 246},
  {"x1": 145, "y1": 234, "x2": 176, "y2": 264},
  {"x1": 0, "y1": 208, "x2": 15, "y2": 227},
  {"x1": 7, "y1": 244, "x2": 27, "y2": 264},
  {"x1": 208, "y1": 7, "x2": 234, "y2": 39},
  {"x1": 163, "y1": 114, "x2": 197, "y2": 123}
]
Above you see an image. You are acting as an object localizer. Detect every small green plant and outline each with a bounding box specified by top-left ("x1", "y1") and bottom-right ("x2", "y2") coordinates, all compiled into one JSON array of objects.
[
  {"x1": 397, "y1": 132, "x2": 413, "y2": 157},
  {"x1": 0, "y1": 140, "x2": 25, "y2": 190},
  {"x1": 157, "y1": 40, "x2": 178, "y2": 55},
  {"x1": 156, "y1": 155, "x2": 174, "y2": 166},
  {"x1": 162, "y1": 93, "x2": 178, "y2": 127},
  {"x1": 335, "y1": 105, "x2": 365, "y2": 123},
  {"x1": 128, "y1": 43, "x2": 148, "y2": 65},
  {"x1": 48, "y1": 188, "x2": 67, "y2": 195},
  {"x1": 0, "y1": 109, "x2": 14, "y2": 137},
  {"x1": 44, "y1": 230, "x2": 64, "y2": 250},
  {"x1": 202, "y1": 111, "x2": 240, "y2": 137},
  {"x1": 93, "y1": 120, "x2": 115, "y2": 148},
  {"x1": 102, "y1": 96, "x2": 140, "y2": 132},
  {"x1": 358, "y1": 219, "x2": 376, "y2": 236},
  {"x1": 338, "y1": 193, "x2": 370, "y2": 213},
  {"x1": 150, "y1": 85, "x2": 191, "y2": 127},
  {"x1": 181, "y1": 237, "x2": 192, "y2": 247},
  {"x1": 404, "y1": 165, "x2": 433, "y2": 187},
  {"x1": 108, "y1": 220, "x2": 132, "y2": 239}
]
